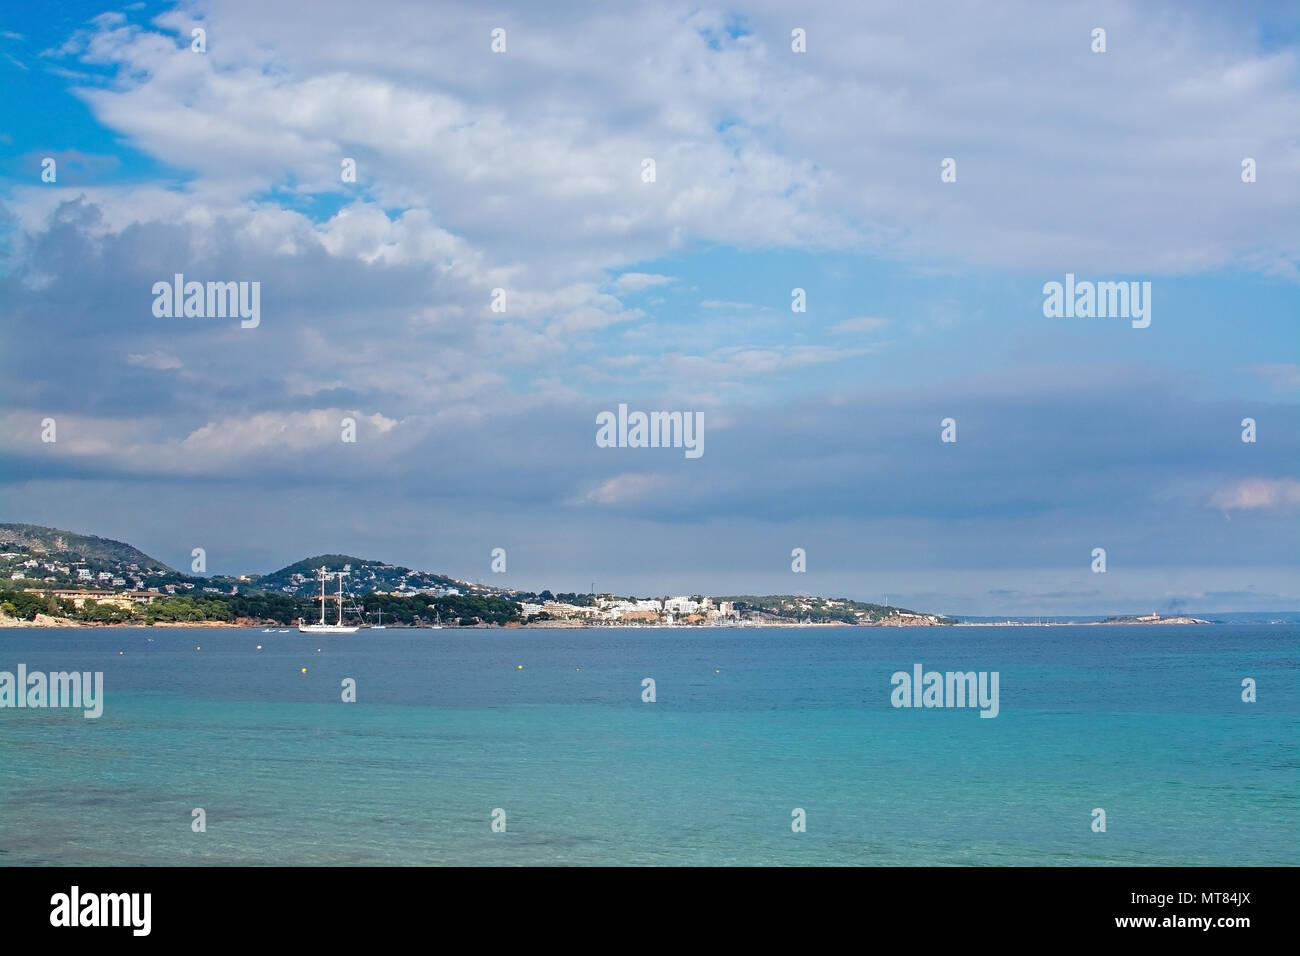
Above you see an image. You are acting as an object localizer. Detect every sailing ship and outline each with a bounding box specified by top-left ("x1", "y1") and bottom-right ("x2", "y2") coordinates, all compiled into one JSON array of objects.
[{"x1": 298, "y1": 567, "x2": 360, "y2": 633}]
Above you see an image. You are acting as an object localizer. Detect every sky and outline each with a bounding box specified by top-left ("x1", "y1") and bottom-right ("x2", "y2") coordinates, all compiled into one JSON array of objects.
[{"x1": 0, "y1": 0, "x2": 1297, "y2": 615}]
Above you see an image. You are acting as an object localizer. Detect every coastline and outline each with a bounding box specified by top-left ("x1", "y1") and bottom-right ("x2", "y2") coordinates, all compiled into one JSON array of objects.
[
  {"x1": 0, "y1": 615, "x2": 1226, "y2": 630},
  {"x1": 0, "y1": 613, "x2": 243, "y2": 629}
]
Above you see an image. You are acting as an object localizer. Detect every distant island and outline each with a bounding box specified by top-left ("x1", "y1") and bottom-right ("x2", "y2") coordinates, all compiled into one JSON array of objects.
[
  {"x1": 0, "y1": 523, "x2": 949, "y2": 629},
  {"x1": 1100, "y1": 613, "x2": 1212, "y2": 625}
]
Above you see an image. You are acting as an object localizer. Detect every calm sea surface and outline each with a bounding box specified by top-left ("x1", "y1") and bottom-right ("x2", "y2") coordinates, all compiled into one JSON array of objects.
[{"x1": 1, "y1": 625, "x2": 1295, "y2": 865}]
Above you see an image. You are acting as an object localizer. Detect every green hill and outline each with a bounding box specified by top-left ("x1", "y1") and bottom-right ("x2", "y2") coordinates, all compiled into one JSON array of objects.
[
  {"x1": 0, "y1": 523, "x2": 176, "y2": 573},
  {"x1": 255, "y1": 554, "x2": 463, "y2": 596}
]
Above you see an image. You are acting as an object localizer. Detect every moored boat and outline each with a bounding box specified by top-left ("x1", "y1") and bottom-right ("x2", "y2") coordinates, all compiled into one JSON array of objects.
[{"x1": 298, "y1": 566, "x2": 360, "y2": 633}]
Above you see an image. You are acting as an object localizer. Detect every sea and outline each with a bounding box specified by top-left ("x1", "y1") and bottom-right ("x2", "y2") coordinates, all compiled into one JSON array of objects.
[{"x1": 0, "y1": 624, "x2": 1295, "y2": 866}]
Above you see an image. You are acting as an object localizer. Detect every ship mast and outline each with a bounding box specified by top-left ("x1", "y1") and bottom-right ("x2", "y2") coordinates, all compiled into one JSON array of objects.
[
  {"x1": 318, "y1": 566, "x2": 328, "y2": 625},
  {"x1": 336, "y1": 571, "x2": 345, "y2": 627}
]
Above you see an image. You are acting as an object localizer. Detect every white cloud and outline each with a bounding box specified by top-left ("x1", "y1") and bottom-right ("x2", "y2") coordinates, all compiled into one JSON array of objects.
[
  {"x1": 34, "y1": 0, "x2": 1295, "y2": 280},
  {"x1": 1209, "y1": 478, "x2": 1300, "y2": 512},
  {"x1": 667, "y1": 344, "x2": 875, "y2": 378},
  {"x1": 126, "y1": 350, "x2": 183, "y2": 370},
  {"x1": 614, "y1": 272, "x2": 675, "y2": 293},
  {"x1": 178, "y1": 409, "x2": 397, "y2": 462},
  {"x1": 580, "y1": 472, "x2": 670, "y2": 505},
  {"x1": 700, "y1": 300, "x2": 761, "y2": 310},
  {"x1": 0, "y1": 409, "x2": 401, "y2": 477}
]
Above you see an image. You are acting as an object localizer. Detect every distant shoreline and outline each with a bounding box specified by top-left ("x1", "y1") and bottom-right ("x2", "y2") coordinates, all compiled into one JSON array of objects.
[{"x1": 0, "y1": 615, "x2": 1243, "y2": 630}]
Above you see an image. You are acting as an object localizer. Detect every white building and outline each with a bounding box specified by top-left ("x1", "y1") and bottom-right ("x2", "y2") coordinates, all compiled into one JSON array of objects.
[
  {"x1": 541, "y1": 601, "x2": 599, "y2": 619},
  {"x1": 602, "y1": 598, "x2": 663, "y2": 619},
  {"x1": 664, "y1": 596, "x2": 701, "y2": 615}
]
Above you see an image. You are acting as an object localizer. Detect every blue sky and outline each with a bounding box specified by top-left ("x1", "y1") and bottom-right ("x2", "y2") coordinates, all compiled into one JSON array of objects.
[{"x1": 1, "y1": 0, "x2": 1297, "y2": 614}]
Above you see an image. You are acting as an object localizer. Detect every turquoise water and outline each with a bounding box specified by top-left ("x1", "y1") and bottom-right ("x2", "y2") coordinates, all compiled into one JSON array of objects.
[{"x1": 0, "y1": 625, "x2": 1295, "y2": 865}]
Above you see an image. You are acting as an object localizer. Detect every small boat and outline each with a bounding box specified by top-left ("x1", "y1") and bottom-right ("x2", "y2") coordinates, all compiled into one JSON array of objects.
[
  {"x1": 370, "y1": 609, "x2": 387, "y2": 630},
  {"x1": 298, "y1": 567, "x2": 360, "y2": 634}
]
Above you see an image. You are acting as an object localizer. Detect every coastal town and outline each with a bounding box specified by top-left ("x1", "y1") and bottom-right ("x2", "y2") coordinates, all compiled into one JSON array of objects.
[{"x1": 508, "y1": 594, "x2": 945, "y2": 627}]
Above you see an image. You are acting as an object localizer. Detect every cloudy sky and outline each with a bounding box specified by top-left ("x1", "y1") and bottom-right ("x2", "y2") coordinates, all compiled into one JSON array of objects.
[{"x1": 1, "y1": 0, "x2": 1297, "y2": 614}]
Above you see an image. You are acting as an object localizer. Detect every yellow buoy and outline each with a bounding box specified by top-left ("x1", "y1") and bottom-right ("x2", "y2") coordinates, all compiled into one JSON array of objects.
[
  {"x1": 301, "y1": 668, "x2": 307, "y2": 674},
  {"x1": 517, "y1": 664, "x2": 523, "y2": 669}
]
